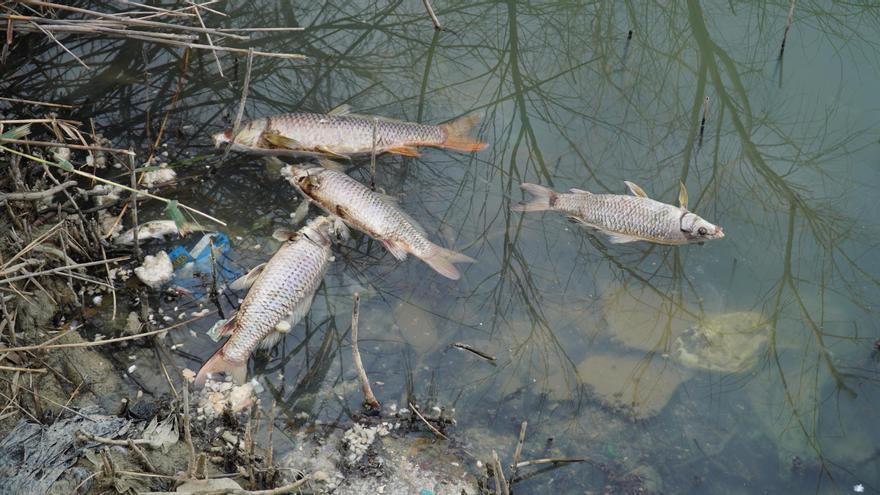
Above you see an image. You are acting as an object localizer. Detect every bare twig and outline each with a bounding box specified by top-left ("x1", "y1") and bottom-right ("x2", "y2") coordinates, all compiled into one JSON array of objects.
[
  {"x1": 187, "y1": 0, "x2": 224, "y2": 78},
  {"x1": 515, "y1": 457, "x2": 586, "y2": 469},
  {"x1": 408, "y1": 402, "x2": 448, "y2": 440},
  {"x1": 0, "y1": 256, "x2": 129, "y2": 285},
  {"x1": 0, "y1": 313, "x2": 209, "y2": 353},
  {"x1": 492, "y1": 450, "x2": 509, "y2": 495},
  {"x1": 128, "y1": 439, "x2": 158, "y2": 473},
  {"x1": 183, "y1": 385, "x2": 197, "y2": 477},
  {"x1": 129, "y1": 153, "x2": 141, "y2": 261},
  {"x1": 779, "y1": 0, "x2": 797, "y2": 58},
  {"x1": 223, "y1": 47, "x2": 254, "y2": 161},
  {"x1": 0, "y1": 145, "x2": 227, "y2": 225},
  {"x1": 451, "y1": 342, "x2": 496, "y2": 362},
  {"x1": 421, "y1": 0, "x2": 443, "y2": 31},
  {"x1": 0, "y1": 137, "x2": 135, "y2": 155},
  {"x1": 29, "y1": 19, "x2": 90, "y2": 69},
  {"x1": 698, "y1": 96, "x2": 710, "y2": 145},
  {"x1": 369, "y1": 118, "x2": 378, "y2": 191},
  {"x1": 0, "y1": 365, "x2": 46, "y2": 373},
  {"x1": 0, "y1": 180, "x2": 76, "y2": 202},
  {"x1": 509, "y1": 421, "x2": 527, "y2": 482},
  {"x1": 351, "y1": 293, "x2": 379, "y2": 409},
  {"x1": 0, "y1": 96, "x2": 75, "y2": 108}
]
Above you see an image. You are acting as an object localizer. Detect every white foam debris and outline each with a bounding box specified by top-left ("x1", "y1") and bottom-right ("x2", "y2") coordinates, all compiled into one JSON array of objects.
[
  {"x1": 196, "y1": 378, "x2": 258, "y2": 420},
  {"x1": 127, "y1": 365, "x2": 137, "y2": 373},
  {"x1": 191, "y1": 309, "x2": 210, "y2": 318},
  {"x1": 342, "y1": 424, "x2": 378, "y2": 465},
  {"x1": 92, "y1": 295, "x2": 103, "y2": 306},
  {"x1": 142, "y1": 166, "x2": 177, "y2": 188},
  {"x1": 134, "y1": 251, "x2": 173, "y2": 289}
]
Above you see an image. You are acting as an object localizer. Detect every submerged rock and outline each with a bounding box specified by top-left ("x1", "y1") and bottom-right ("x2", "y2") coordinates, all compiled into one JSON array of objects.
[
  {"x1": 577, "y1": 353, "x2": 691, "y2": 420},
  {"x1": 602, "y1": 286, "x2": 695, "y2": 352},
  {"x1": 672, "y1": 311, "x2": 766, "y2": 373}
]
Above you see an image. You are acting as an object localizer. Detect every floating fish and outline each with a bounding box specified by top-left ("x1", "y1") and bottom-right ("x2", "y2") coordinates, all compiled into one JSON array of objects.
[
  {"x1": 114, "y1": 220, "x2": 203, "y2": 246},
  {"x1": 282, "y1": 165, "x2": 474, "y2": 280},
  {"x1": 194, "y1": 216, "x2": 340, "y2": 387},
  {"x1": 212, "y1": 106, "x2": 486, "y2": 158},
  {"x1": 513, "y1": 181, "x2": 724, "y2": 245}
]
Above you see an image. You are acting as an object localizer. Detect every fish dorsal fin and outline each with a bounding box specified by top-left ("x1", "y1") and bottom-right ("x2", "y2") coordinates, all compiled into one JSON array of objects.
[
  {"x1": 678, "y1": 181, "x2": 689, "y2": 210},
  {"x1": 272, "y1": 228, "x2": 299, "y2": 242},
  {"x1": 327, "y1": 104, "x2": 352, "y2": 116},
  {"x1": 568, "y1": 188, "x2": 591, "y2": 195},
  {"x1": 624, "y1": 181, "x2": 649, "y2": 198}
]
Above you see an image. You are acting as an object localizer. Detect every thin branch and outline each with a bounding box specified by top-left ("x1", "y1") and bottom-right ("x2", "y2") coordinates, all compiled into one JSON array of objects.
[
  {"x1": 408, "y1": 402, "x2": 448, "y2": 440},
  {"x1": 351, "y1": 293, "x2": 379, "y2": 409}
]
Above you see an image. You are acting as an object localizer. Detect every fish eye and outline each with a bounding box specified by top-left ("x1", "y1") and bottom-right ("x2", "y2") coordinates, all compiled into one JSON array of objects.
[{"x1": 698, "y1": 227, "x2": 707, "y2": 236}]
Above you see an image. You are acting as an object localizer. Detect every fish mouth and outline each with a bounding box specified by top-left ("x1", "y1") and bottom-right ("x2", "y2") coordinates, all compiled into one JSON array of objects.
[
  {"x1": 714, "y1": 226, "x2": 725, "y2": 239},
  {"x1": 211, "y1": 130, "x2": 231, "y2": 147}
]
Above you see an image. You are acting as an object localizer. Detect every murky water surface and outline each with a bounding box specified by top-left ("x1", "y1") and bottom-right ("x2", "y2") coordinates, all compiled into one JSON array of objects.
[{"x1": 6, "y1": 1, "x2": 880, "y2": 493}]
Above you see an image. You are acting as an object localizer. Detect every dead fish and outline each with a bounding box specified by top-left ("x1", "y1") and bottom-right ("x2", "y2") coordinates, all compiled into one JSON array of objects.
[
  {"x1": 114, "y1": 220, "x2": 203, "y2": 246},
  {"x1": 194, "y1": 216, "x2": 339, "y2": 387},
  {"x1": 513, "y1": 181, "x2": 724, "y2": 245},
  {"x1": 212, "y1": 105, "x2": 486, "y2": 158},
  {"x1": 282, "y1": 165, "x2": 474, "y2": 280}
]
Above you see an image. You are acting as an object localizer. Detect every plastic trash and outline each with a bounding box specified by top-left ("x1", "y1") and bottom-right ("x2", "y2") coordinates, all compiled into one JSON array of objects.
[{"x1": 168, "y1": 232, "x2": 242, "y2": 299}]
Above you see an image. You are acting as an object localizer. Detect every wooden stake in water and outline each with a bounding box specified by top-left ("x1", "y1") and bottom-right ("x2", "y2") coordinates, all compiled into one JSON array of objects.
[
  {"x1": 369, "y1": 117, "x2": 378, "y2": 191},
  {"x1": 128, "y1": 151, "x2": 140, "y2": 262},
  {"x1": 779, "y1": 0, "x2": 797, "y2": 58},
  {"x1": 699, "y1": 96, "x2": 710, "y2": 146},
  {"x1": 351, "y1": 293, "x2": 379, "y2": 409}
]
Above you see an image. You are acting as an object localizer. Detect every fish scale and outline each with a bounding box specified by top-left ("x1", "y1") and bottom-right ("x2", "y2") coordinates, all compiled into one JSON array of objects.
[
  {"x1": 301, "y1": 168, "x2": 434, "y2": 257},
  {"x1": 555, "y1": 194, "x2": 682, "y2": 243},
  {"x1": 213, "y1": 111, "x2": 485, "y2": 157},
  {"x1": 513, "y1": 182, "x2": 723, "y2": 246},
  {"x1": 284, "y1": 166, "x2": 474, "y2": 279},
  {"x1": 221, "y1": 232, "x2": 330, "y2": 362},
  {"x1": 195, "y1": 217, "x2": 336, "y2": 386}
]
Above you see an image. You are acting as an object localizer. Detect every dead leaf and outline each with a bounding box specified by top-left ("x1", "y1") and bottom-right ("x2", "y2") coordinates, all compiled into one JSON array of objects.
[{"x1": 141, "y1": 415, "x2": 178, "y2": 452}]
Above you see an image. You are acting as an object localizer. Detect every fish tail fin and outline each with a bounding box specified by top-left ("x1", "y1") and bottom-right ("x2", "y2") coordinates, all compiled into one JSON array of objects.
[
  {"x1": 440, "y1": 113, "x2": 487, "y2": 153},
  {"x1": 512, "y1": 183, "x2": 556, "y2": 212},
  {"x1": 194, "y1": 348, "x2": 247, "y2": 388},
  {"x1": 422, "y1": 245, "x2": 475, "y2": 280}
]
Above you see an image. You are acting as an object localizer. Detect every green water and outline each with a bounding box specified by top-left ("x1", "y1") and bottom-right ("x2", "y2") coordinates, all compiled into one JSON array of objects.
[{"x1": 4, "y1": 1, "x2": 880, "y2": 493}]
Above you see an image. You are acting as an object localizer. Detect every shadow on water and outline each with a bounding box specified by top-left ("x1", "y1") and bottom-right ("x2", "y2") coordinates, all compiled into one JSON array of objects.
[{"x1": 3, "y1": 0, "x2": 880, "y2": 493}]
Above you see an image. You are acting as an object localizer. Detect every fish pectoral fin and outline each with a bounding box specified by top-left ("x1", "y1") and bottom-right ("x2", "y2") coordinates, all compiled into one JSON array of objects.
[
  {"x1": 327, "y1": 104, "x2": 352, "y2": 116},
  {"x1": 272, "y1": 228, "x2": 299, "y2": 242},
  {"x1": 335, "y1": 204, "x2": 352, "y2": 220},
  {"x1": 624, "y1": 181, "x2": 649, "y2": 198},
  {"x1": 381, "y1": 239, "x2": 409, "y2": 261},
  {"x1": 315, "y1": 146, "x2": 352, "y2": 161},
  {"x1": 603, "y1": 232, "x2": 642, "y2": 244},
  {"x1": 206, "y1": 316, "x2": 237, "y2": 341},
  {"x1": 678, "y1": 181, "x2": 689, "y2": 210},
  {"x1": 385, "y1": 145, "x2": 421, "y2": 157},
  {"x1": 263, "y1": 132, "x2": 303, "y2": 150},
  {"x1": 228, "y1": 263, "x2": 267, "y2": 291}
]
